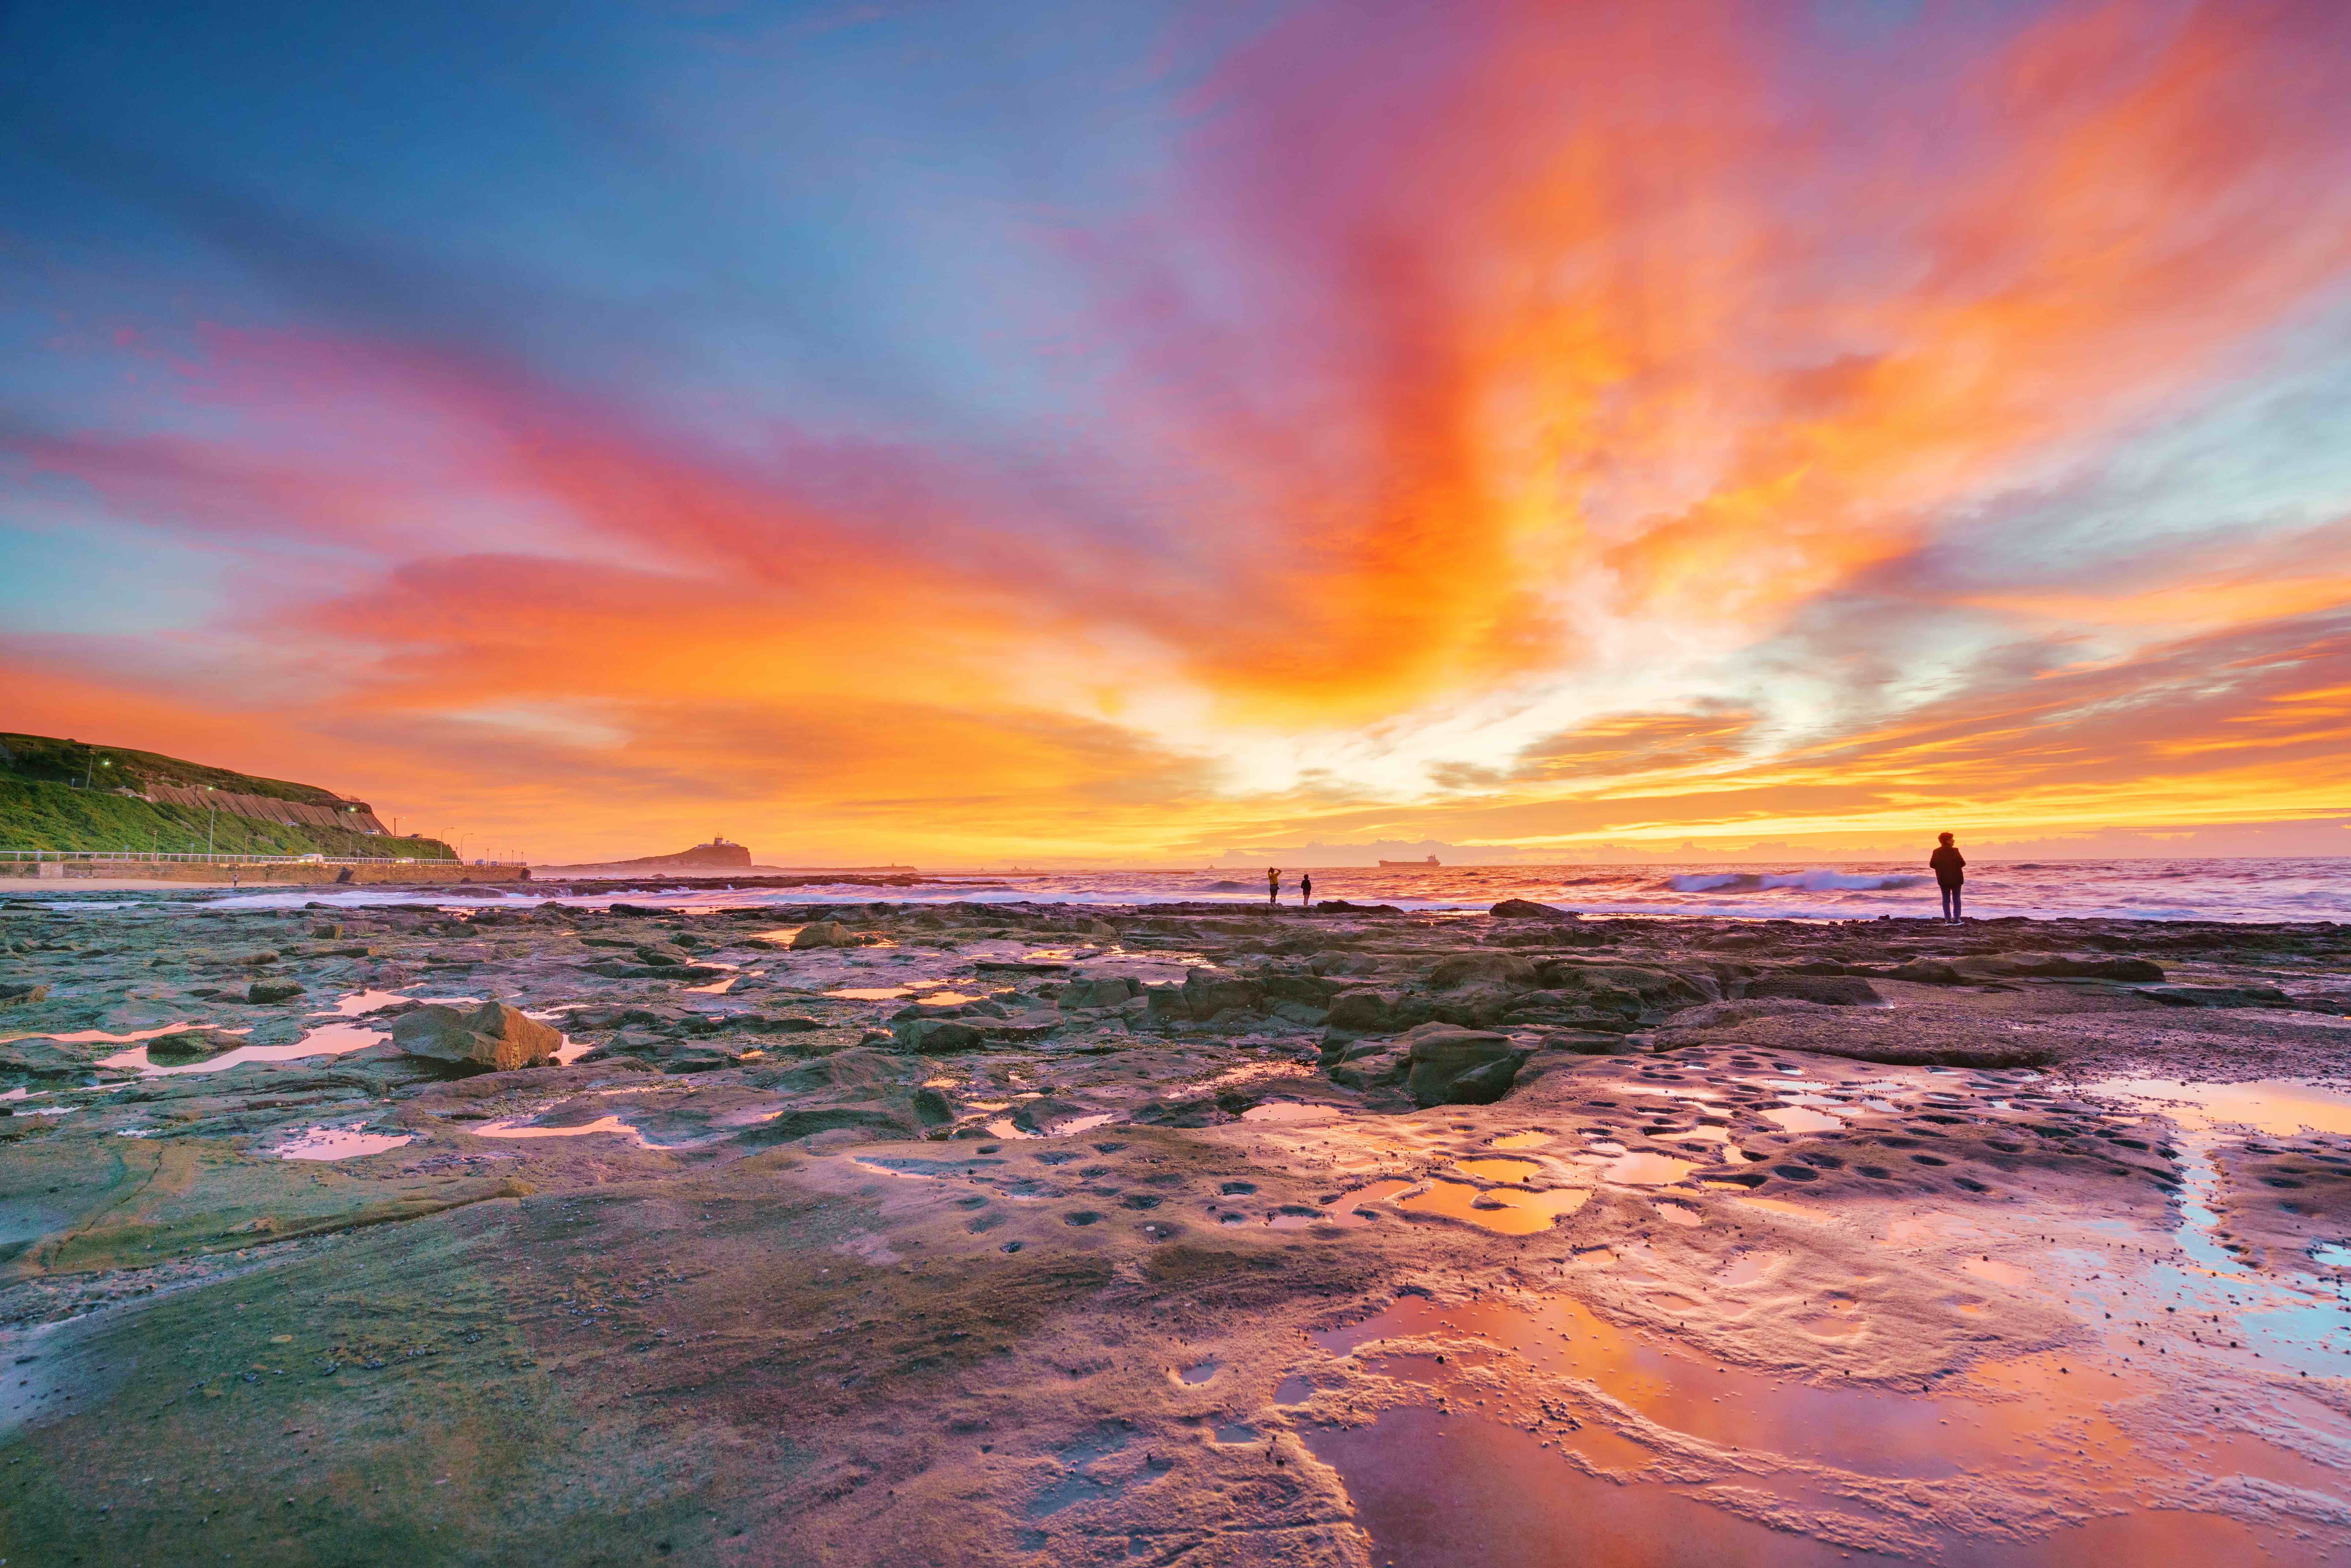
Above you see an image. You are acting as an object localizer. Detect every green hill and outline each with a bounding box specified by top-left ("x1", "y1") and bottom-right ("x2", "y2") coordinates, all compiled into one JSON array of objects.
[
  {"x1": 0, "y1": 733, "x2": 456, "y2": 859},
  {"x1": 0, "y1": 732, "x2": 350, "y2": 805}
]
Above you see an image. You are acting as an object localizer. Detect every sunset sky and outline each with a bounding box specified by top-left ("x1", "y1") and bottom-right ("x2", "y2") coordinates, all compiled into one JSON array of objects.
[{"x1": 6, "y1": 0, "x2": 2351, "y2": 866}]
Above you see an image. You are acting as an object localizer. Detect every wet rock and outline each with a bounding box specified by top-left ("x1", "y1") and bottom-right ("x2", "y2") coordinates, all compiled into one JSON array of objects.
[
  {"x1": 912, "y1": 1087, "x2": 954, "y2": 1126},
  {"x1": 1306, "y1": 950, "x2": 1379, "y2": 978},
  {"x1": 764, "y1": 1048, "x2": 907, "y2": 1093},
  {"x1": 145, "y1": 1027, "x2": 247, "y2": 1061},
  {"x1": 1541, "y1": 961, "x2": 1715, "y2": 1009},
  {"x1": 1181, "y1": 970, "x2": 1265, "y2": 1019},
  {"x1": 1958, "y1": 954, "x2": 2165, "y2": 982},
  {"x1": 733, "y1": 1106, "x2": 914, "y2": 1144},
  {"x1": 245, "y1": 979, "x2": 307, "y2": 1004},
  {"x1": 1399, "y1": 1023, "x2": 1526, "y2": 1107},
  {"x1": 1327, "y1": 1045, "x2": 1409, "y2": 1090},
  {"x1": 1542, "y1": 1029, "x2": 1645, "y2": 1055},
  {"x1": 1012, "y1": 1097, "x2": 1089, "y2": 1134},
  {"x1": 2135, "y1": 984, "x2": 2294, "y2": 1009},
  {"x1": 791, "y1": 922, "x2": 856, "y2": 949},
  {"x1": 1747, "y1": 974, "x2": 1883, "y2": 1006},
  {"x1": 0, "y1": 1039, "x2": 98, "y2": 1083},
  {"x1": 720, "y1": 1013, "x2": 827, "y2": 1034},
  {"x1": 0, "y1": 981, "x2": 51, "y2": 1005},
  {"x1": 656, "y1": 1043, "x2": 744, "y2": 1073},
  {"x1": 634, "y1": 941, "x2": 693, "y2": 967},
  {"x1": 1426, "y1": 953, "x2": 1539, "y2": 990},
  {"x1": 1489, "y1": 898, "x2": 1575, "y2": 919},
  {"x1": 579, "y1": 960, "x2": 729, "y2": 981},
  {"x1": 1887, "y1": 958, "x2": 1966, "y2": 984},
  {"x1": 1497, "y1": 988, "x2": 1643, "y2": 1029},
  {"x1": 392, "y1": 1001, "x2": 562, "y2": 1071},
  {"x1": 1059, "y1": 977, "x2": 1141, "y2": 1011},
  {"x1": 1324, "y1": 988, "x2": 1401, "y2": 1032},
  {"x1": 981, "y1": 1012, "x2": 1063, "y2": 1043},
  {"x1": 894, "y1": 1018, "x2": 985, "y2": 1053}
]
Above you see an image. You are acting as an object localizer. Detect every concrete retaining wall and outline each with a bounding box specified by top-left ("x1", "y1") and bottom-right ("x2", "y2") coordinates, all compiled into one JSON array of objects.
[{"x1": 0, "y1": 860, "x2": 528, "y2": 885}]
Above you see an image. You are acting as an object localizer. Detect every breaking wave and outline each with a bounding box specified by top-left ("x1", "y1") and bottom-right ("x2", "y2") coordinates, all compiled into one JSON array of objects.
[{"x1": 1661, "y1": 870, "x2": 1925, "y2": 894}]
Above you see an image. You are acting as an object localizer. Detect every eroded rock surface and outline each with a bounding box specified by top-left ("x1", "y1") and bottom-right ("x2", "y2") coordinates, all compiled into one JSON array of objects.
[{"x1": 1, "y1": 889, "x2": 2348, "y2": 1564}]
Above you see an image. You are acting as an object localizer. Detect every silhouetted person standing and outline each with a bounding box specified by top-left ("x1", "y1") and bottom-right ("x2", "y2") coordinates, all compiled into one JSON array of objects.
[
  {"x1": 1300, "y1": 872, "x2": 1313, "y2": 908},
  {"x1": 1267, "y1": 867, "x2": 1280, "y2": 907},
  {"x1": 1930, "y1": 833, "x2": 1966, "y2": 923}
]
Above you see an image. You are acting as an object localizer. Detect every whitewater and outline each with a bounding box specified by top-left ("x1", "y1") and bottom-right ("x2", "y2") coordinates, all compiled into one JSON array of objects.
[{"x1": 193, "y1": 856, "x2": 2351, "y2": 923}]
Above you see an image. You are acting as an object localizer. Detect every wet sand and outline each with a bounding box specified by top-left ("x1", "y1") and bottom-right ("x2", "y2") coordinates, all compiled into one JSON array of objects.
[{"x1": 2, "y1": 893, "x2": 2349, "y2": 1563}]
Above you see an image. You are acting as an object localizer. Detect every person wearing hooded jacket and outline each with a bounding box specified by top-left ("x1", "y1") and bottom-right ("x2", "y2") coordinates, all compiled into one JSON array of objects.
[{"x1": 1929, "y1": 833, "x2": 1966, "y2": 922}]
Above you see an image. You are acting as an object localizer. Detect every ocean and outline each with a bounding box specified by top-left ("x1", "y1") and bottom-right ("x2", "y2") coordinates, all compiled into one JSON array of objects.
[{"x1": 181, "y1": 856, "x2": 2351, "y2": 923}]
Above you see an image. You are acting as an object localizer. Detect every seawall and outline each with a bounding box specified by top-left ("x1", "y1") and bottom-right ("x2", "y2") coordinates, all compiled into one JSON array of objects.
[{"x1": 1, "y1": 860, "x2": 528, "y2": 885}]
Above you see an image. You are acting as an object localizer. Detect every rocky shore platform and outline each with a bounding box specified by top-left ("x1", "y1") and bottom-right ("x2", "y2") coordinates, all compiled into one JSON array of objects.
[{"x1": 3, "y1": 894, "x2": 2350, "y2": 1564}]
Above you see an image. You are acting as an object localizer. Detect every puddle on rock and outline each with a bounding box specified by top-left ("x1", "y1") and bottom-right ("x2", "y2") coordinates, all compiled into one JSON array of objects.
[
  {"x1": 474, "y1": 1114, "x2": 654, "y2": 1149},
  {"x1": 1452, "y1": 1157, "x2": 1542, "y2": 1184},
  {"x1": 2087, "y1": 1077, "x2": 2351, "y2": 1137},
  {"x1": 322, "y1": 989, "x2": 411, "y2": 1017},
  {"x1": 1305, "y1": 1404, "x2": 2323, "y2": 1568},
  {"x1": 1600, "y1": 1152, "x2": 1696, "y2": 1186},
  {"x1": 276, "y1": 1122, "x2": 415, "y2": 1161},
  {"x1": 1241, "y1": 1100, "x2": 1343, "y2": 1124},
  {"x1": 1396, "y1": 1179, "x2": 1592, "y2": 1235},
  {"x1": 983, "y1": 1111, "x2": 1120, "y2": 1140},
  {"x1": 101, "y1": 1022, "x2": 388, "y2": 1077},
  {"x1": 1489, "y1": 1131, "x2": 1551, "y2": 1150}
]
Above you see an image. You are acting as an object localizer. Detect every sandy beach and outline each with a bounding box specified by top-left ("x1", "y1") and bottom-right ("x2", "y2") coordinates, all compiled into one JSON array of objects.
[{"x1": 3, "y1": 890, "x2": 2349, "y2": 1563}]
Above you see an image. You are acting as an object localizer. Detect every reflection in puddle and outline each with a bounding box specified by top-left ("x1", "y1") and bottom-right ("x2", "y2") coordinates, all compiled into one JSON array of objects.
[
  {"x1": 1309, "y1": 1179, "x2": 1420, "y2": 1228},
  {"x1": 682, "y1": 976, "x2": 737, "y2": 994},
  {"x1": 1305, "y1": 1402, "x2": 2317, "y2": 1568},
  {"x1": 984, "y1": 1111, "x2": 1120, "y2": 1140},
  {"x1": 2089, "y1": 1077, "x2": 2351, "y2": 1136},
  {"x1": 1396, "y1": 1179, "x2": 1592, "y2": 1235},
  {"x1": 1310, "y1": 1292, "x2": 2053, "y2": 1479},
  {"x1": 1242, "y1": 1100, "x2": 1343, "y2": 1124},
  {"x1": 276, "y1": 1122, "x2": 415, "y2": 1161},
  {"x1": 1761, "y1": 1105, "x2": 1847, "y2": 1134},
  {"x1": 1600, "y1": 1152, "x2": 1695, "y2": 1186},
  {"x1": 1452, "y1": 1157, "x2": 1542, "y2": 1184},
  {"x1": 101, "y1": 1022, "x2": 388, "y2": 1077},
  {"x1": 1489, "y1": 1131, "x2": 1550, "y2": 1149},
  {"x1": 6, "y1": 1021, "x2": 208, "y2": 1045},
  {"x1": 474, "y1": 1114, "x2": 654, "y2": 1149},
  {"x1": 324, "y1": 990, "x2": 410, "y2": 1016}
]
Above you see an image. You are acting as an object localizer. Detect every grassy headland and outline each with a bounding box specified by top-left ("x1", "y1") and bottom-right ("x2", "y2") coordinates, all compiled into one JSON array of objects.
[{"x1": 0, "y1": 733, "x2": 455, "y2": 858}]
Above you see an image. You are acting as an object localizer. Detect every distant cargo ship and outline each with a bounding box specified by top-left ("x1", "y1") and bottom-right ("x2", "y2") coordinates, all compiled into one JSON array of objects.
[{"x1": 1379, "y1": 856, "x2": 1440, "y2": 866}]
